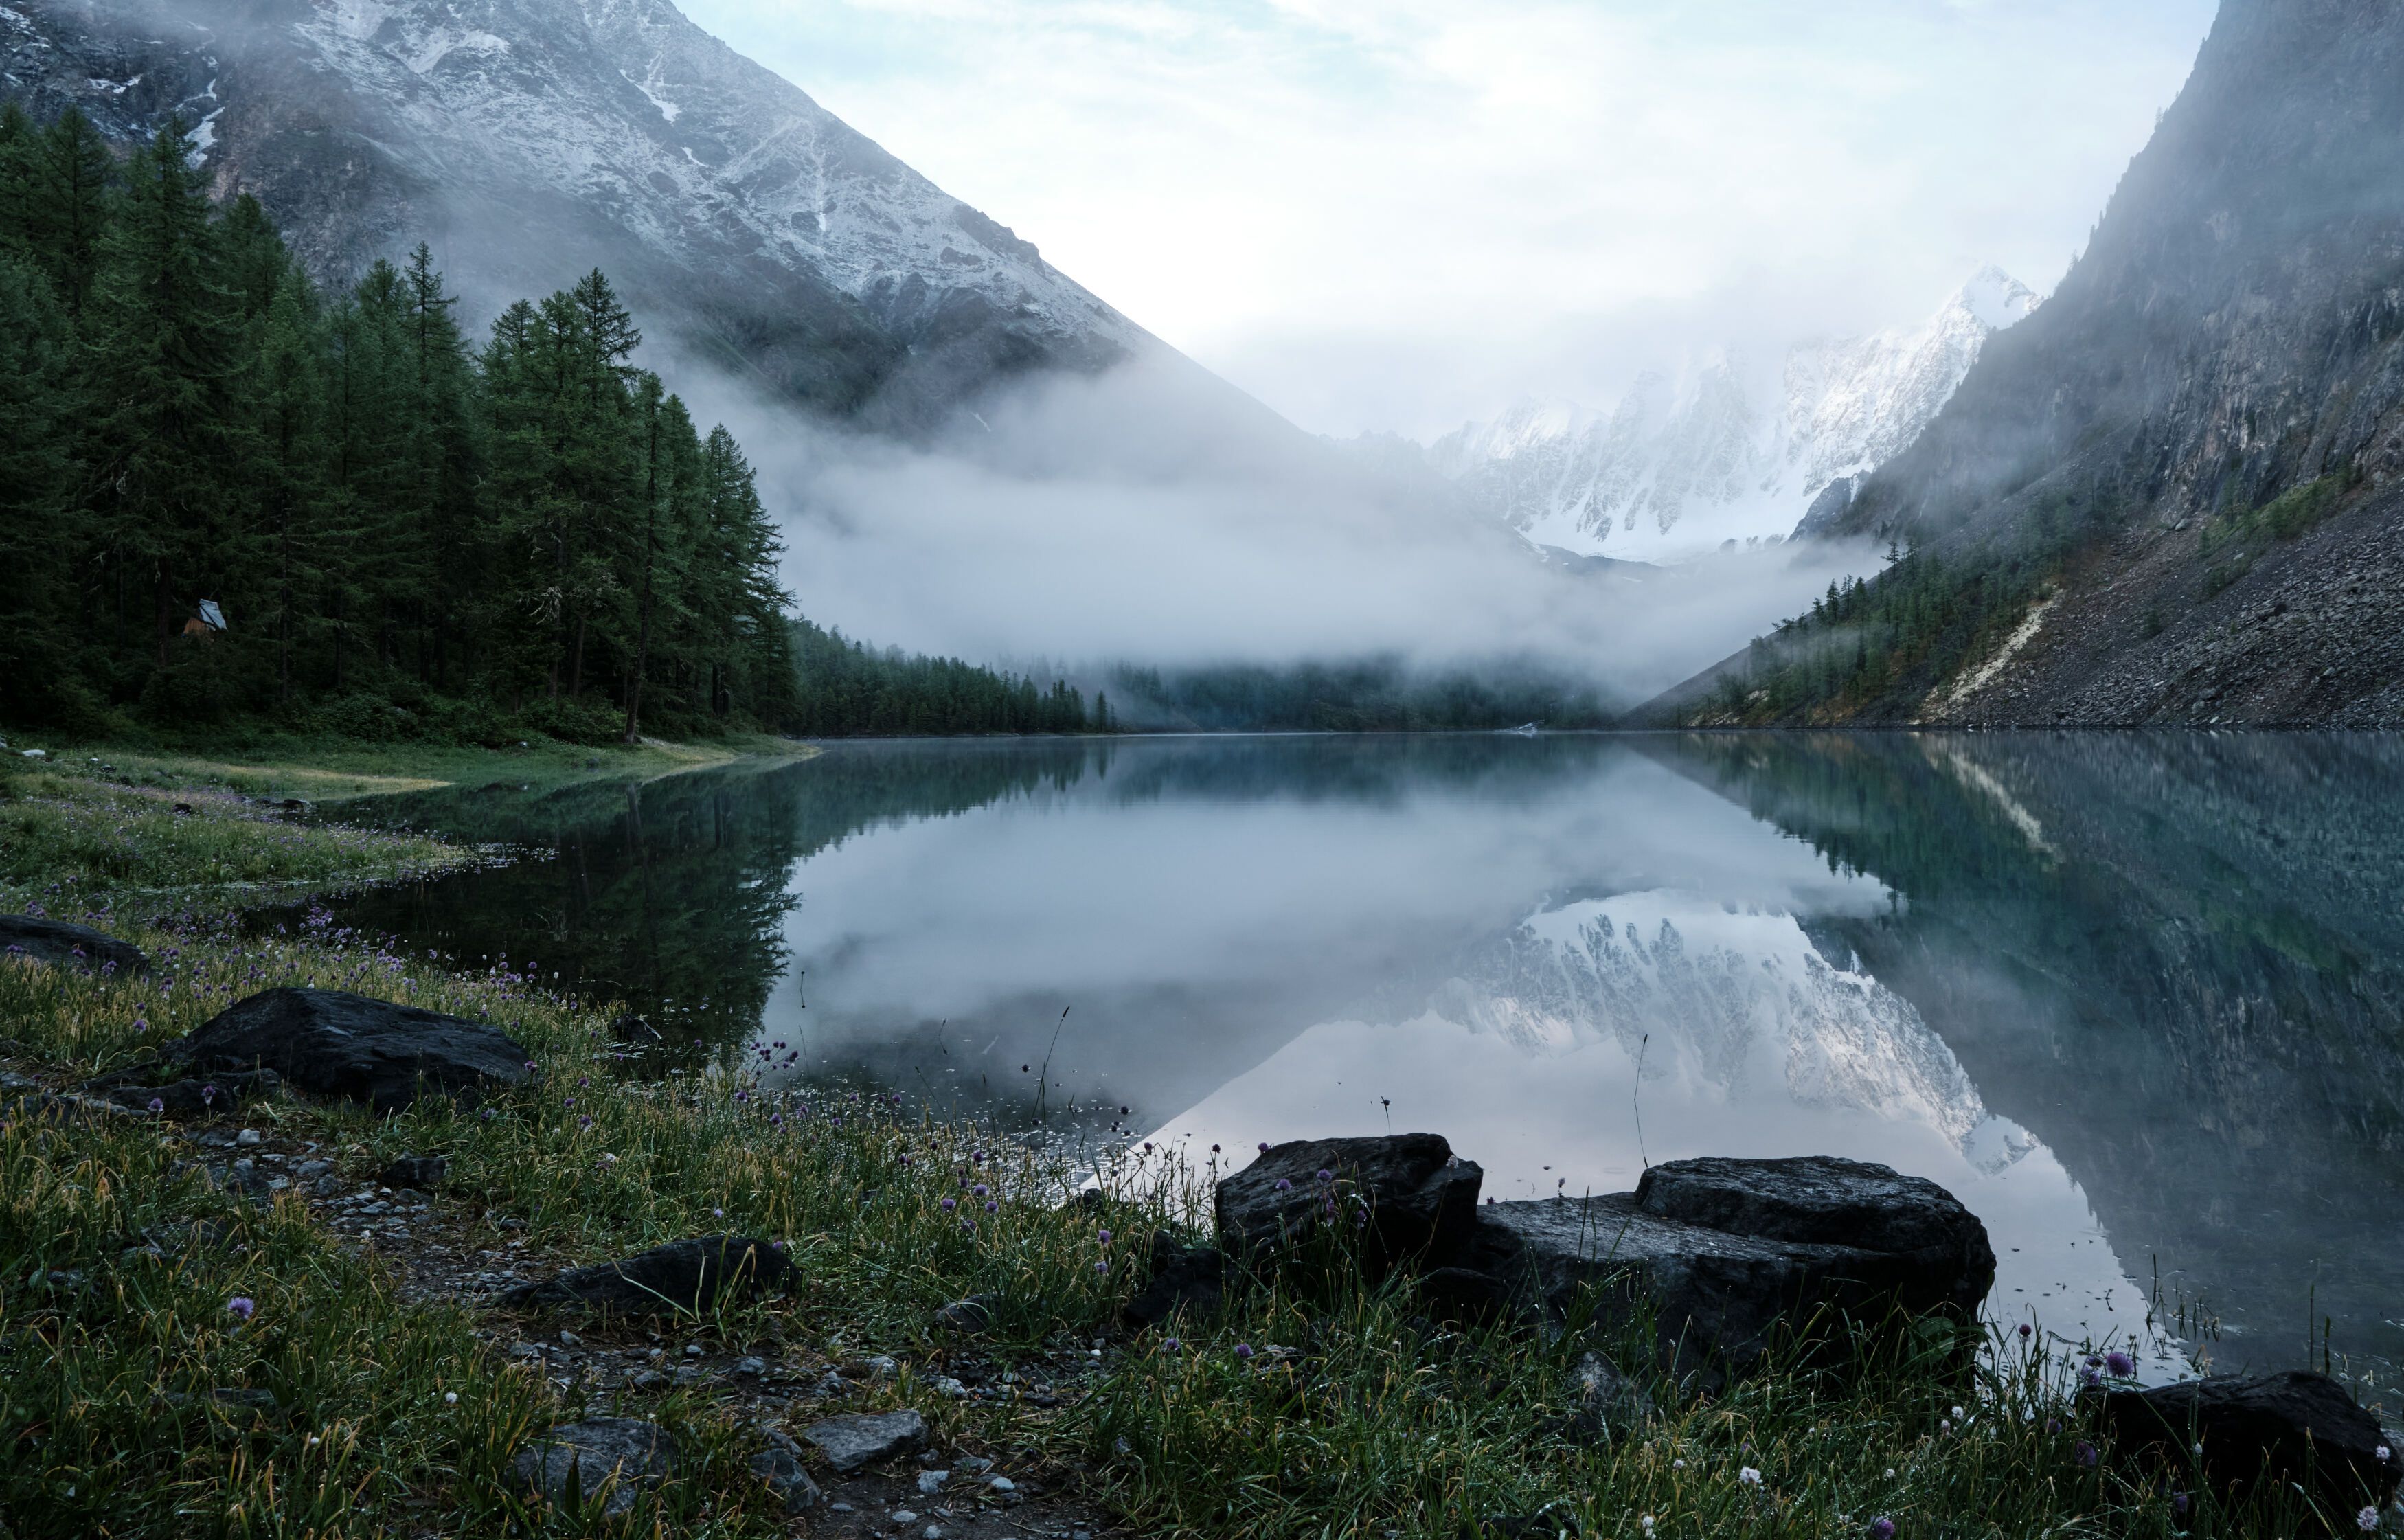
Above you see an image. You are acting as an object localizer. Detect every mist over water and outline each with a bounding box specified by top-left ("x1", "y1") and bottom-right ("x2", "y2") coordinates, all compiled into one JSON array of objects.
[
  {"x1": 330, "y1": 730, "x2": 2404, "y2": 1382},
  {"x1": 673, "y1": 352, "x2": 1880, "y2": 703}
]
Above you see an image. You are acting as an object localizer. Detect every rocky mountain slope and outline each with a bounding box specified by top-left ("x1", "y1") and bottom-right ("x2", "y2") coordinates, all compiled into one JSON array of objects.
[
  {"x1": 0, "y1": 0, "x2": 1150, "y2": 428},
  {"x1": 1416, "y1": 269, "x2": 2036, "y2": 564},
  {"x1": 1665, "y1": 0, "x2": 2404, "y2": 725}
]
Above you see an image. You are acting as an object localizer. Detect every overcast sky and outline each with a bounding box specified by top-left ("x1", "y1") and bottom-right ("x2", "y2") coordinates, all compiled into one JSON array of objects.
[{"x1": 677, "y1": 0, "x2": 2217, "y2": 440}]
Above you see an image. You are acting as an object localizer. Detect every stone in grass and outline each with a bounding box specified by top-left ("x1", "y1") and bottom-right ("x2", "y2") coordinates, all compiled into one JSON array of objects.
[
  {"x1": 157, "y1": 987, "x2": 532, "y2": 1113},
  {"x1": 512, "y1": 1418, "x2": 677, "y2": 1518},
  {"x1": 932, "y1": 1295, "x2": 997, "y2": 1334},
  {"x1": 380, "y1": 1153, "x2": 449, "y2": 1190},
  {"x1": 2089, "y1": 1370, "x2": 2399, "y2": 1511},
  {"x1": 803, "y1": 1409, "x2": 927, "y2": 1474},
  {"x1": 750, "y1": 1429, "x2": 821, "y2": 1515},
  {"x1": 1215, "y1": 1133, "x2": 1483, "y2": 1271},
  {"x1": 1541, "y1": 1351, "x2": 1655, "y2": 1447},
  {"x1": 1122, "y1": 1232, "x2": 1224, "y2": 1329},
  {"x1": 499, "y1": 1235, "x2": 796, "y2": 1318},
  {"x1": 0, "y1": 914, "x2": 149, "y2": 976}
]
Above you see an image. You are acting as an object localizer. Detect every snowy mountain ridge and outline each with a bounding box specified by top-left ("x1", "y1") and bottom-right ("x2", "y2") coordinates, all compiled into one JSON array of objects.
[
  {"x1": 1427, "y1": 267, "x2": 2039, "y2": 563},
  {"x1": 2, "y1": 0, "x2": 1152, "y2": 424}
]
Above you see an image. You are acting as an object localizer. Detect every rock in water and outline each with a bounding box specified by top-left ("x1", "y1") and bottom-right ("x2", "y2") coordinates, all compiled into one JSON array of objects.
[
  {"x1": 0, "y1": 915, "x2": 148, "y2": 975},
  {"x1": 512, "y1": 1418, "x2": 676, "y2": 1517},
  {"x1": 159, "y1": 988, "x2": 531, "y2": 1113},
  {"x1": 499, "y1": 1236, "x2": 795, "y2": 1317},
  {"x1": 804, "y1": 1409, "x2": 927, "y2": 1473},
  {"x1": 1215, "y1": 1134, "x2": 1483, "y2": 1270},
  {"x1": 2091, "y1": 1370, "x2": 2398, "y2": 1510},
  {"x1": 1460, "y1": 1155, "x2": 1994, "y2": 1387},
  {"x1": 1122, "y1": 1232, "x2": 1225, "y2": 1329}
]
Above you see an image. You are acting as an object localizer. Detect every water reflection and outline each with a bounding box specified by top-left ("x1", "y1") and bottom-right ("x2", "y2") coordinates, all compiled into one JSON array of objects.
[{"x1": 330, "y1": 732, "x2": 2404, "y2": 1379}]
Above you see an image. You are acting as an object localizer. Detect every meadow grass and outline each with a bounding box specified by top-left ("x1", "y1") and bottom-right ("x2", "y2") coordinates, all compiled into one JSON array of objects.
[{"x1": 0, "y1": 759, "x2": 2389, "y2": 1538}]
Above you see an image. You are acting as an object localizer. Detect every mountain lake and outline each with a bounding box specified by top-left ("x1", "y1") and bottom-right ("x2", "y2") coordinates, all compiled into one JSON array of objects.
[{"x1": 317, "y1": 731, "x2": 2404, "y2": 1388}]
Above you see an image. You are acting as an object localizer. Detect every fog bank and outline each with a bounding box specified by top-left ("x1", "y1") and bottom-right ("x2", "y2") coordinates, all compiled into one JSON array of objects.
[{"x1": 681, "y1": 352, "x2": 1878, "y2": 707}]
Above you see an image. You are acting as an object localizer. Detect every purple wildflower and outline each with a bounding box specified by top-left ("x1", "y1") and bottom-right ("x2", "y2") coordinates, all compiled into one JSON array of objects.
[
  {"x1": 1098, "y1": 1229, "x2": 1112, "y2": 1244},
  {"x1": 227, "y1": 1296, "x2": 256, "y2": 1321},
  {"x1": 147, "y1": 1098, "x2": 165, "y2": 1114},
  {"x1": 1234, "y1": 1343, "x2": 1254, "y2": 1361},
  {"x1": 973, "y1": 1184, "x2": 989, "y2": 1198},
  {"x1": 1162, "y1": 1337, "x2": 1181, "y2": 1353},
  {"x1": 1256, "y1": 1142, "x2": 1269, "y2": 1153},
  {"x1": 942, "y1": 1197, "x2": 957, "y2": 1211},
  {"x1": 2105, "y1": 1350, "x2": 2135, "y2": 1377},
  {"x1": 1869, "y1": 1521, "x2": 1896, "y2": 1540},
  {"x1": 1273, "y1": 1178, "x2": 1291, "y2": 1191},
  {"x1": 1315, "y1": 1168, "x2": 1332, "y2": 1181},
  {"x1": 2076, "y1": 1440, "x2": 2098, "y2": 1469},
  {"x1": 984, "y1": 1201, "x2": 998, "y2": 1214},
  {"x1": 2017, "y1": 1323, "x2": 2032, "y2": 1339}
]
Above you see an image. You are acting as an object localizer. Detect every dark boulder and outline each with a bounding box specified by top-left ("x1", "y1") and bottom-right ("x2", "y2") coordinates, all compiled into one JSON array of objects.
[
  {"x1": 1635, "y1": 1155, "x2": 1993, "y2": 1322},
  {"x1": 2091, "y1": 1370, "x2": 2397, "y2": 1512},
  {"x1": 803, "y1": 1409, "x2": 926, "y2": 1473},
  {"x1": 1122, "y1": 1231, "x2": 1225, "y2": 1329},
  {"x1": 1458, "y1": 1155, "x2": 1994, "y2": 1387},
  {"x1": 159, "y1": 988, "x2": 532, "y2": 1113},
  {"x1": 0, "y1": 915, "x2": 148, "y2": 975},
  {"x1": 1216, "y1": 1134, "x2": 1482, "y2": 1271},
  {"x1": 380, "y1": 1153, "x2": 449, "y2": 1190},
  {"x1": 511, "y1": 1418, "x2": 676, "y2": 1517},
  {"x1": 499, "y1": 1235, "x2": 795, "y2": 1317}
]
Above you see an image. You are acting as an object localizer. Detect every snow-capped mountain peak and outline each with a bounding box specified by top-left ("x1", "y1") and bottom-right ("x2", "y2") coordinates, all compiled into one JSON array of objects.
[{"x1": 1422, "y1": 269, "x2": 2039, "y2": 563}]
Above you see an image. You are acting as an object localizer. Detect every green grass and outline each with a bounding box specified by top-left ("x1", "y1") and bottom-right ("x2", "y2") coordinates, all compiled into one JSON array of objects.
[
  {"x1": 0, "y1": 754, "x2": 2392, "y2": 1539},
  {"x1": 0, "y1": 762, "x2": 472, "y2": 919}
]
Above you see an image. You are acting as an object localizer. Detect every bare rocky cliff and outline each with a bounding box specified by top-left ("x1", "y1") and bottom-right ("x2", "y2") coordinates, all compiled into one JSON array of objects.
[
  {"x1": 1662, "y1": 0, "x2": 2404, "y2": 726},
  {"x1": 1, "y1": 0, "x2": 1154, "y2": 430}
]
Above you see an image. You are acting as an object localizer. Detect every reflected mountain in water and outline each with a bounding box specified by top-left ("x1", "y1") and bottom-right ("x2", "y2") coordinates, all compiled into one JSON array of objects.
[{"x1": 318, "y1": 732, "x2": 2404, "y2": 1377}]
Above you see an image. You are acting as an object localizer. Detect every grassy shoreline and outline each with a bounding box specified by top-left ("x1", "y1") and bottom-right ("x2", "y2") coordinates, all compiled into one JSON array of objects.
[{"x1": 0, "y1": 748, "x2": 2388, "y2": 1539}]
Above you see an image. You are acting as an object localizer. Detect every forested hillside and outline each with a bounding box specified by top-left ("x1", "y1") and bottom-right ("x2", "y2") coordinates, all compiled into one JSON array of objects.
[{"x1": 0, "y1": 110, "x2": 1101, "y2": 745}]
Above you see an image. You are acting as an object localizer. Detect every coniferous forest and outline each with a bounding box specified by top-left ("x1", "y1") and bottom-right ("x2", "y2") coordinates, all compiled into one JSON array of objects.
[{"x1": 0, "y1": 111, "x2": 1102, "y2": 744}]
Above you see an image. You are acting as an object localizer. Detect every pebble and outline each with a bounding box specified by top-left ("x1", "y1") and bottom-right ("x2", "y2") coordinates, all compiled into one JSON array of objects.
[
  {"x1": 235, "y1": 1129, "x2": 262, "y2": 1146},
  {"x1": 892, "y1": 1510, "x2": 919, "y2": 1526},
  {"x1": 683, "y1": 1343, "x2": 703, "y2": 1359},
  {"x1": 831, "y1": 1502, "x2": 857, "y2": 1514},
  {"x1": 987, "y1": 1476, "x2": 1016, "y2": 1493},
  {"x1": 732, "y1": 1355, "x2": 766, "y2": 1377},
  {"x1": 926, "y1": 1528, "x2": 944, "y2": 1540},
  {"x1": 917, "y1": 1469, "x2": 949, "y2": 1495},
  {"x1": 558, "y1": 1330, "x2": 580, "y2": 1346}
]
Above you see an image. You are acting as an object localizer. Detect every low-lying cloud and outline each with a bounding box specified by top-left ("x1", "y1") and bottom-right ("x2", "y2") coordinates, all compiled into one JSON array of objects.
[{"x1": 681, "y1": 351, "x2": 1880, "y2": 707}]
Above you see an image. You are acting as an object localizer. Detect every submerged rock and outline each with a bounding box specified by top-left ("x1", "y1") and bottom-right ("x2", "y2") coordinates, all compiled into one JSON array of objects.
[
  {"x1": 1454, "y1": 1155, "x2": 1993, "y2": 1385},
  {"x1": 2091, "y1": 1370, "x2": 2398, "y2": 1510},
  {"x1": 0, "y1": 915, "x2": 148, "y2": 975},
  {"x1": 499, "y1": 1235, "x2": 795, "y2": 1317},
  {"x1": 512, "y1": 1418, "x2": 676, "y2": 1517},
  {"x1": 804, "y1": 1409, "x2": 927, "y2": 1473},
  {"x1": 158, "y1": 988, "x2": 532, "y2": 1113},
  {"x1": 1216, "y1": 1133, "x2": 1483, "y2": 1270}
]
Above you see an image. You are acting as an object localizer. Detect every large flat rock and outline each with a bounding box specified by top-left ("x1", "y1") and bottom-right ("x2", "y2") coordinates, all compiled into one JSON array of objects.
[
  {"x1": 163, "y1": 987, "x2": 531, "y2": 1113},
  {"x1": 804, "y1": 1409, "x2": 926, "y2": 1473},
  {"x1": 1457, "y1": 1155, "x2": 1994, "y2": 1385},
  {"x1": 1215, "y1": 1133, "x2": 1482, "y2": 1271}
]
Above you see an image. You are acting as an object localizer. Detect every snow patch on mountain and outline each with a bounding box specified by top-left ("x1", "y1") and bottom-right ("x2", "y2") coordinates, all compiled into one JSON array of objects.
[{"x1": 1424, "y1": 268, "x2": 2038, "y2": 564}]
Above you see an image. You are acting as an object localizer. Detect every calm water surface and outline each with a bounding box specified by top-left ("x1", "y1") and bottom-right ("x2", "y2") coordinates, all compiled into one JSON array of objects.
[{"x1": 332, "y1": 732, "x2": 2404, "y2": 1383}]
